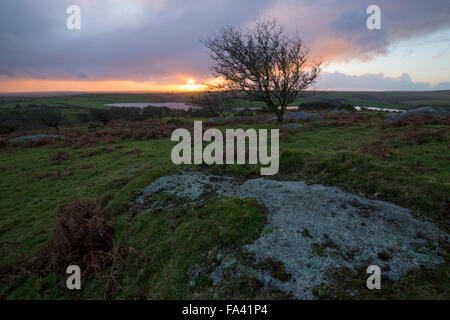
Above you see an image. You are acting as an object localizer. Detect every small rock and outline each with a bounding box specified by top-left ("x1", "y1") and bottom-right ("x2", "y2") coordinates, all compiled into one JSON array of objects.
[
  {"x1": 385, "y1": 106, "x2": 450, "y2": 122},
  {"x1": 8, "y1": 134, "x2": 62, "y2": 143},
  {"x1": 134, "y1": 172, "x2": 448, "y2": 299},
  {"x1": 330, "y1": 109, "x2": 349, "y2": 114},
  {"x1": 125, "y1": 168, "x2": 137, "y2": 175}
]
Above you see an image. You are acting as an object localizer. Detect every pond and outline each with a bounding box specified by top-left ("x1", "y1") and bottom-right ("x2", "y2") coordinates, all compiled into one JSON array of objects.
[
  {"x1": 104, "y1": 102, "x2": 201, "y2": 110},
  {"x1": 354, "y1": 106, "x2": 404, "y2": 113}
]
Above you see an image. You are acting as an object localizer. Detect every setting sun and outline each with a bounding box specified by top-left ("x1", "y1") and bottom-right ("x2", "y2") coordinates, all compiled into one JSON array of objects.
[{"x1": 182, "y1": 79, "x2": 206, "y2": 91}]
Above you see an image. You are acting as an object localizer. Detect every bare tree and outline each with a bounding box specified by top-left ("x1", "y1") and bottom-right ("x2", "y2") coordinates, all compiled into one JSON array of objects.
[
  {"x1": 196, "y1": 86, "x2": 237, "y2": 117},
  {"x1": 89, "y1": 108, "x2": 113, "y2": 125},
  {"x1": 39, "y1": 107, "x2": 63, "y2": 130},
  {"x1": 202, "y1": 18, "x2": 321, "y2": 123}
]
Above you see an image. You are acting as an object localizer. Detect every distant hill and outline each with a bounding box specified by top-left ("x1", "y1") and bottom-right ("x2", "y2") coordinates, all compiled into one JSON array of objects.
[
  {"x1": 295, "y1": 90, "x2": 450, "y2": 109},
  {"x1": 216, "y1": 90, "x2": 450, "y2": 110},
  {"x1": 0, "y1": 90, "x2": 449, "y2": 110}
]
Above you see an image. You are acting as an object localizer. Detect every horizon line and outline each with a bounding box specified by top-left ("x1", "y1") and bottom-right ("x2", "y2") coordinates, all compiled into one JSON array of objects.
[{"x1": 1, "y1": 89, "x2": 450, "y2": 98}]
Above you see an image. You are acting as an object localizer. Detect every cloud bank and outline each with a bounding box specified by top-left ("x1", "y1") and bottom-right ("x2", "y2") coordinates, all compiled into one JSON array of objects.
[{"x1": 318, "y1": 72, "x2": 450, "y2": 91}]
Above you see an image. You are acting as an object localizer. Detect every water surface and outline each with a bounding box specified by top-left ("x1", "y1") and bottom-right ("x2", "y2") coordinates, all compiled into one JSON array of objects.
[{"x1": 105, "y1": 102, "x2": 201, "y2": 110}]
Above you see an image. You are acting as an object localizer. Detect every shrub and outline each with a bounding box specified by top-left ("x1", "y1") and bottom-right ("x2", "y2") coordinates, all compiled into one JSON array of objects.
[
  {"x1": 0, "y1": 118, "x2": 20, "y2": 134},
  {"x1": 130, "y1": 148, "x2": 143, "y2": 154},
  {"x1": 89, "y1": 108, "x2": 113, "y2": 125},
  {"x1": 299, "y1": 102, "x2": 354, "y2": 112},
  {"x1": 26, "y1": 137, "x2": 55, "y2": 148},
  {"x1": 109, "y1": 107, "x2": 142, "y2": 122},
  {"x1": 48, "y1": 200, "x2": 114, "y2": 273},
  {"x1": 355, "y1": 141, "x2": 390, "y2": 159},
  {"x1": 166, "y1": 118, "x2": 184, "y2": 126},
  {"x1": 142, "y1": 106, "x2": 170, "y2": 119},
  {"x1": 80, "y1": 163, "x2": 97, "y2": 169},
  {"x1": 381, "y1": 115, "x2": 437, "y2": 129},
  {"x1": 279, "y1": 150, "x2": 309, "y2": 173},
  {"x1": 50, "y1": 151, "x2": 70, "y2": 162},
  {"x1": 87, "y1": 149, "x2": 97, "y2": 157},
  {"x1": 39, "y1": 107, "x2": 63, "y2": 130},
  {"x1": 276, "y1": 126, "x2": 289, "y2": 141},
  {"x1": 402, "y1": 127, "x2": 447, "y2": 145},
  {"x1": 324, "y1": 113, "x2": 372, "y2": 127}
]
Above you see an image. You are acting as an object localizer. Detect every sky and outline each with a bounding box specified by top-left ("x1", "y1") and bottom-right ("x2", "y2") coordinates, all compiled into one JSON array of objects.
[{"x1": 0, "y1": 0, "x2": 449, "y2": 92}]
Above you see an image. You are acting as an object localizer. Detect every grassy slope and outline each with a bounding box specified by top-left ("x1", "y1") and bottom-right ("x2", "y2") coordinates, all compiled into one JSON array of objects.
[
  {"x1": 109, "y1": 196, "x2": 272, "y2": 299},
  {"x1": 0, "y1": 139, "x2": 176, "y2": 265},
  {"x1": 0, "y1": 113, "x2": 449, "y2": 299}
]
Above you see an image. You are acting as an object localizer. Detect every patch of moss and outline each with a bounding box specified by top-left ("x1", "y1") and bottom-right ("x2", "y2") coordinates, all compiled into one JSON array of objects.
[
  {"x1": 107, "y1": 196, "x2": 268, "y2": 299},
  {"x1": 264, "y1": 226, "x2": 279, "y2": 235},
  {"x1": 198, "y1": 276, "x2": 214, "y2": 289},
  {"x1": 257, "y1": 258, "x2": 292, "y2": 282},
  {"x1": 279, "y1": 150, "x2": 310, "y2": 173},
  {"x1": 313, "y1": 264, "x2": 450, "y2": 300}
]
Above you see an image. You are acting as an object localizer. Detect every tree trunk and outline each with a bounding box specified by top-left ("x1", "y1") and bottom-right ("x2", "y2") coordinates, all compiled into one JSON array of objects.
[
  {"x1": 276, "y1": 110, "x2": 283, "y2": 123},
  {"x1": 276, "y1": 106, "x2": 285, "y2": 123},
  {"x1": 267, "y1": 101, "x2": 284, "y2": 123}
]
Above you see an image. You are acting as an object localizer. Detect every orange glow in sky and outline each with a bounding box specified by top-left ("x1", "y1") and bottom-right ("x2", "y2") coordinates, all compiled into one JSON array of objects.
[
  {"x1": 0, "y1": 77, "x2": 208, "y2": 93},
  {"x1": 182, "y1": 79, "x2": 207, "y2": 91}
]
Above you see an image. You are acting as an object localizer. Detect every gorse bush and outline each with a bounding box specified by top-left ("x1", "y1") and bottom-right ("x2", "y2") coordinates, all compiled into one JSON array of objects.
[{"x1": 0, "y1": 105, "x2": 66, "y2": 132}]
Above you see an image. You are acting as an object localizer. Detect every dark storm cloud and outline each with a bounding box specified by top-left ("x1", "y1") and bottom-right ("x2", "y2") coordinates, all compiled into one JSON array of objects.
[
  {"x1": 329, "y1": 8, "x2": 389, "y2": 55},
  {"x1": 0, "y1": 0, "x2": 274, "y2": 80},
  {"x1": 323, "y1": 0, "x2": 450, "y2": 59},
  {"x1": 0, "y1": 0, "x2": 449, "y2": 82}
]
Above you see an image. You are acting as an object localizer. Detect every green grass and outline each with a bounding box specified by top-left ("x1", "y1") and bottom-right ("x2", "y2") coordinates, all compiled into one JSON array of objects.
[
  {"x1": 0, "y1": 93, "x2": 147, "y2": 109},
  {"x1": 0, "y1": 111, "x2": 449, "y2": 299},
  {"x1": 1, "y1": 196, "x2": 272, "y2": 299},
  {"x1": 0, "y1": 139, "x2": 176, "y2": 266},
  {"x1": 107, "y1": 196, "x2": 268, "y2": 299},
  {"x1": 312, "y1": 264, "x2": 450, "y2": 300},
  {"x1": 233, "y1": 90, "x2": 450, "y2": 109},
  {"x1": 206, "y1": 119, "x2": 449, "y2": 228}
]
